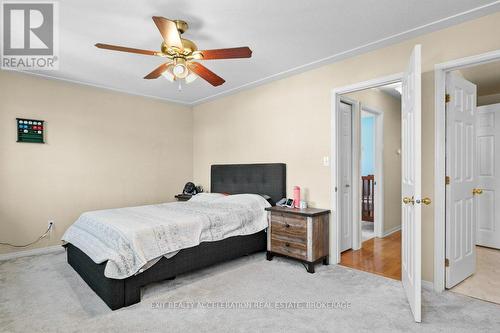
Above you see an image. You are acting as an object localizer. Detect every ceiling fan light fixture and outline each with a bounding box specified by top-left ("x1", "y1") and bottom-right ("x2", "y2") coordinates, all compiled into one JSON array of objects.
[
  {"x1": 161, "y1": 65, "x2": 175, "y2": 82},
  {"x1": 172, "y1": 58, "x2": 188, "y2": 79},
  {"x1": 185, "y1": 72, "x2": 198, "y2": 84}
]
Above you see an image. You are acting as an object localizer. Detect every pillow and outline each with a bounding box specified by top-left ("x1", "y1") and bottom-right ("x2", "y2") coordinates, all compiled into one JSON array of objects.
[
  {"x1": 188, "y1": 193, "x2": 225, "y2": 203},
  {"x1": 211, "y1": 193, "x2": 272, "y2": 208}
]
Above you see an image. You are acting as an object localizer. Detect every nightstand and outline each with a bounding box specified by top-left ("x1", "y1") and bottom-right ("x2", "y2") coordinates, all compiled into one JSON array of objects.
[
  {"x1": 265, "y1": 206, "x2": 330, "y2": 273},
  {"x1": 175, "y1": 194, "x2": 192, "y2": 201}
]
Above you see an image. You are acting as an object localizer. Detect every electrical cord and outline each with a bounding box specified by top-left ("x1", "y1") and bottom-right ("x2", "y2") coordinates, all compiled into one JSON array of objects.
[{"x1": 0, "y1": 223, "x2": 53, "y2": 248}]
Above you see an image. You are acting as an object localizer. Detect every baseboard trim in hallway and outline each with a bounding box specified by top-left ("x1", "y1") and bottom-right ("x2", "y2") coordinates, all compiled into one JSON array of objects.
[{"x1": 383, "y1": 225, "x2": 402, "y2": 237}]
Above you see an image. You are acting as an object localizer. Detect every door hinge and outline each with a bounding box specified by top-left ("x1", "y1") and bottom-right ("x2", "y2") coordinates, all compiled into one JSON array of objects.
[
  {"x1": 445, "y1": 258, "x2": 450, "y2": 267},
  {"x1": 445, "y1": 176, "x2": 450, "y2": 185},
  {"x1": 445, "y1": 93, "x2": 450, "y2": 103}
]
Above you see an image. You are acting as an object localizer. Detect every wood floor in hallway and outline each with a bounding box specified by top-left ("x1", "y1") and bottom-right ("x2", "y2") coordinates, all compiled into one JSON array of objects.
[{"x1": 340, "y1": 230, "x2": 401, "y2": 280}]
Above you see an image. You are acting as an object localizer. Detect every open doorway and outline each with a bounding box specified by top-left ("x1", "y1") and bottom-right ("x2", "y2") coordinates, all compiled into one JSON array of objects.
[
  {"x1": 338, "y1": 83, "x2": 402, "y2": 281},
  {"x1": 331, "y1": 45, "x2": 424, "y2": 322},
  {"x1": 441, "y1": 60, "x2": 500, "y2": 304}
]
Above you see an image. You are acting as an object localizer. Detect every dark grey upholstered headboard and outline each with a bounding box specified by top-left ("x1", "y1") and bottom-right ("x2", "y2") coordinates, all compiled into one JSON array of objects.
[{"x1": 211, "y1": 163, "x2": 286, "y2": 205}]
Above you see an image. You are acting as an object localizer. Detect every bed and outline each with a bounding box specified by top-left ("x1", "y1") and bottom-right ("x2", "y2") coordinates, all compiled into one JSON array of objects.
[{"x1": 64, "y1": 163, "x2": 286, "y2": 310}]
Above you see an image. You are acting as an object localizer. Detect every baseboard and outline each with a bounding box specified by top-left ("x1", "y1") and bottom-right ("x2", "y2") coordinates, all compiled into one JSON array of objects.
[
  {"x1": 0, "y1": 245, "x2": 64, "y2": 261},
  {"x1": 422, "y1": 280, "x2": 434, "y2": 290},
  {"x1": 382, "y1": 225, "x2": 401, "y2": 237}
]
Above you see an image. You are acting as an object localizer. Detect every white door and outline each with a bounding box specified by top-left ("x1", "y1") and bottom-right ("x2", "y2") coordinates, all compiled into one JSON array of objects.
[
  {"x1": 476, "y1": 103, "x2": 500, "y2": 249},
  {"x1": 339, "y1": 101, "x2": 353, "y2": 252},
  {"x1": 401, "y1": 45, "x2": 422, "y2": 323},
  {"x1": 445, "y1": 73, "x2": 477, "y2": 288}
]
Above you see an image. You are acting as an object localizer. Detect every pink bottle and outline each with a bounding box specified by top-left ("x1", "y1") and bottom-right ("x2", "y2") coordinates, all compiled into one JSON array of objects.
[{"x1": 293, "y1": 186, "x2": 301, "y2": 208}]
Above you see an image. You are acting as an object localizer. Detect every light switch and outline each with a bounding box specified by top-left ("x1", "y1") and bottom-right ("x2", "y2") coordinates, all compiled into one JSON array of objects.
[{"x1": 323, "y1": 156, "x2": 330, "y2": 166}]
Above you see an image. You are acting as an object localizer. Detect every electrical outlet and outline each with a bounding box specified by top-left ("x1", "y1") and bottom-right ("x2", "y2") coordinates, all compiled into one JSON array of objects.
[{"x1": 48, "y1": 220, "x2": 54, "y2": 238}]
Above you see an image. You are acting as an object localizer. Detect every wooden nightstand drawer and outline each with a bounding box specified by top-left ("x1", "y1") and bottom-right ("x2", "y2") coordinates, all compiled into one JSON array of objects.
[
  {"x1": 271, "y1": 212, "x2": 305, "y2": 223},
  {"x1": 270, "y1": 217, "x2": 306, "y2": 243},
  {"x1": 271, "y1": 237, "x2": 307, "y2": 260}
]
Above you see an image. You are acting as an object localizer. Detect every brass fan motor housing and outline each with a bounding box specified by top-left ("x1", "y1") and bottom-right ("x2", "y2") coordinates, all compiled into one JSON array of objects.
[
  {"x1": 160, "y1": 20, "x2": 197, "y2": 57},
  {"x1": 174, "y1": 20, "x2": 188, "y2": 34},
  {"x1": 181, "y1": 38, "x2": 198, "y2": 53},
  {"x1": 161, "y1": 39, "x2": 198, "y2": 57}
]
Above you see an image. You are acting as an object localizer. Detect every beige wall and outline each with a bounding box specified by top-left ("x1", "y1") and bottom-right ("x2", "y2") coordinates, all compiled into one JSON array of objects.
[
  {"x1": 345, "y1": 89, "x2": 402, "y2": 234},
  {"x1": 0, "y1": 71, "x2": 193, "y2": 254},
  {"x1": 193, "y1": 12, "x2": 500, "y2": 282},
  {"x1": 478, "y1": 93, "x2": 500, "y2": 106},
  {"x1": 455, "y1": 68, "x2": 500, "y2": 106}
]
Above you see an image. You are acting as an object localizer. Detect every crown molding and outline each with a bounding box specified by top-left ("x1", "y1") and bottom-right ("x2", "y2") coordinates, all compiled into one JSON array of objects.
[
  {"x1": 5, "y1": 2, "x2": 500, "y2": 107},
  {"x1": 191, "y1": 1, "x2": 500, "y2": 106},
  {"x1": 3, "y1": 68, "x2": 192, "y2": 106}
]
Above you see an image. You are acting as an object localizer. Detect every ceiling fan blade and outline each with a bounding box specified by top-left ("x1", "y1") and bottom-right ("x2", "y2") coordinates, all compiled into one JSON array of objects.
[
  {"x1": 152, "y1": 16, "x2": 183, "y2": 49},
  {"x1": 95, "y1": 43, "x2": 160, "y2": 56},
  {"x1": 144, "y1": 63, "x2": 171, "y2": 79},
  {"x1": 197, "y1": 47, "x2": 252, "y2": 60},
  {"x1": 188, "y1": 62, "x2": 225, "y2": 86}
]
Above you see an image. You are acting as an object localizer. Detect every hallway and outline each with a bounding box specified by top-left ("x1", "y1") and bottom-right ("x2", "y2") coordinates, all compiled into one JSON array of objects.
[{"x1": 340, "y1": 231, "x2": 401, "y2": 280}]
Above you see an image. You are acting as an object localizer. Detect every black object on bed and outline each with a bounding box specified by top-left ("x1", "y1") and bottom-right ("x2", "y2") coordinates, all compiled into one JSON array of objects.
[{"x1": 65, "y1": 163, "x2": 286, "y2": 310}]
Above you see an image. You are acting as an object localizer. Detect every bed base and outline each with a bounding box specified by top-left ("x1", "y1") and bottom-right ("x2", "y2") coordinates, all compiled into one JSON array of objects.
[{"x1": 66, "y1": 230, "x2": 266, "y2": 310}]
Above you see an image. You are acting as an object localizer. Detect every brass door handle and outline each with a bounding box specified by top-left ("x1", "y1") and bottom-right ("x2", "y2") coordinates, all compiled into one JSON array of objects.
[
  {"x1": 473, "y1": 188, "x2": 483, "y2": 195},
  {"x1": 402, "y1": 196, "x2": 414, "y2": 205},
  {"x1": 416, "y1": 197, "x2": 432, "y2": 205}
]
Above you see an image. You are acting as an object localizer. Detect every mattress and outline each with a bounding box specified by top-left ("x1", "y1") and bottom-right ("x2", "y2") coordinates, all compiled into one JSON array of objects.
[{"x1": 62, "y1": 193, "x2": 270, "y2": 279}]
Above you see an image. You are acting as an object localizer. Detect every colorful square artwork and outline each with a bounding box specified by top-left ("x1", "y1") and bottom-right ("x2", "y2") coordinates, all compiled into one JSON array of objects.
[{"x1": 17, "y1": 118, "x2": 45, "y2": 143}]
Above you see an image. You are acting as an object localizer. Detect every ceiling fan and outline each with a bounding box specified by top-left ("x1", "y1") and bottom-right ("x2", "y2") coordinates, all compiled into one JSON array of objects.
[{"x1": 95, "y1": 16, "x2": 252, "y2": 88}]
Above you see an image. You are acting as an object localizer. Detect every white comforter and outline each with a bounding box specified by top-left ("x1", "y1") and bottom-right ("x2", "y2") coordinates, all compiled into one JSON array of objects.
[{"x1": 62, "y1": 194, "x2": 270, "y2": 279}]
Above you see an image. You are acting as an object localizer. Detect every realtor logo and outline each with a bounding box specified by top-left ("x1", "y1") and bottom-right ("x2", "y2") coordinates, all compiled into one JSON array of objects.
[{"x1": 1, "y1": 1, "x2": 59, "y2": 69}]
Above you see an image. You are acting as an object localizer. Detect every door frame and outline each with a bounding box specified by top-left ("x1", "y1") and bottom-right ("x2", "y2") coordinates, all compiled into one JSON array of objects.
[
  {"x1": 361, "y1": 105, "x2": 385, "y2": 239},
  {"x1": 433, "y1": 49, "x2": 500, "y2": 292},
  {"x1": 331, "y1": 72, "x2": 403, "y2": 264}
]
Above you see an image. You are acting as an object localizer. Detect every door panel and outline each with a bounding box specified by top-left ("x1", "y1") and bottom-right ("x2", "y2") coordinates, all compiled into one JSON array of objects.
[
  {"x1": 476, "y1": 103, "x2": 500, "y2": 249},
  {"x1": 401, "y1": 45, "x2": 422, "y2": 323},
  {"x1": 445, "y1": 72, "x2": 477, "y2": 288},
  {"x1": 340, "y1": 102, "x2": 353, "y2": 252}
]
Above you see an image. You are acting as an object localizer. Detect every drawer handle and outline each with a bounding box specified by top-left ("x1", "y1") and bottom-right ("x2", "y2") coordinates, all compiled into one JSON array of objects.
[
  {"x1": 285, "y1": 242, "x2": 290, "y2": 247},
  {"x1": 285, "y1": 223, "x2": 290, "y2": 228}
]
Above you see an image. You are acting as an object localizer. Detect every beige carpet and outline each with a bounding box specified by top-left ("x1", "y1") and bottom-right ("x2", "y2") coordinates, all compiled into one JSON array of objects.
[
  {"x1": 1, "y1": 250, "x2": 500, "y2": 332},
  {"x1": 451, "y1": 246, "x2": 500, "y2": 304}
]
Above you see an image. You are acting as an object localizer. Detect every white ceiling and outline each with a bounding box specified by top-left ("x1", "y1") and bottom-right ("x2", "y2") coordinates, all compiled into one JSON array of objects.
[{"x1": 24, "y1": 0, "x2": 500, "y2": 105}]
